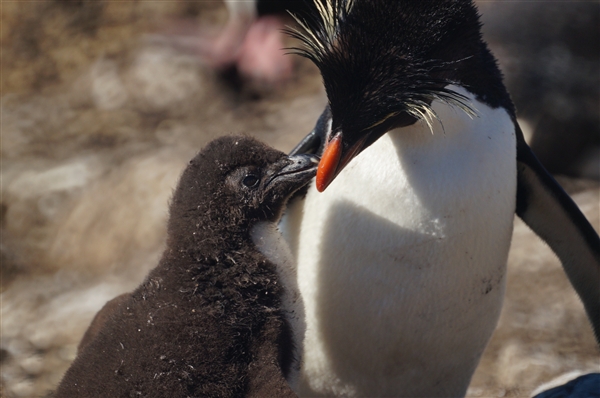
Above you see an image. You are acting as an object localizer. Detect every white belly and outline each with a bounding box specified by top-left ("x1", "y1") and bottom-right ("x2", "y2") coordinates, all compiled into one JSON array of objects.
[{"x1": 281, "y1": 87, "x2": 517, "y2": 397}]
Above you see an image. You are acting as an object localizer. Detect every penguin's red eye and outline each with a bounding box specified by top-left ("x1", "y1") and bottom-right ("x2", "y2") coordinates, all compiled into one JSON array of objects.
[{"x1": 242, "y1": 174, "x2": 259, "y2": 188}]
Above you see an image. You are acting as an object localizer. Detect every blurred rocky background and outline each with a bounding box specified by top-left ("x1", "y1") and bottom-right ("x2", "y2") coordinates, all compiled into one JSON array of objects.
[
  {"x1": 479, "y1": 1, "x2": 599, "y2": 179},
  {"x1": 1, "y1": 1, "x2": 598, "y2": 397}
]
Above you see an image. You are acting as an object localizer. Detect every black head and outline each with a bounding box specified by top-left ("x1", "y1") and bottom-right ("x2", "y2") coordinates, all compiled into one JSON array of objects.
[
  {"x1": 167, "y1": 136, "x2": 318, "y2": 257},
  {"x1": 288, "y1": 0, "x2": 514, "y2": 190}
]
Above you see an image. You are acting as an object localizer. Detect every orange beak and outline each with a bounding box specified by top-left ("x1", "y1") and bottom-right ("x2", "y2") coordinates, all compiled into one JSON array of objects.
[
  {"x1": 316, "y1": 132, "x2": 342, "y2": 192},
  {"x1": 315, "y1": 132, "x2": 368, "y2": 192}
]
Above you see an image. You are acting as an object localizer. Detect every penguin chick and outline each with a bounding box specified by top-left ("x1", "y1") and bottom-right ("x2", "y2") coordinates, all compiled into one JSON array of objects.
[{"x1": 54, "y1": 136, "x2": 318, "y2": 398}]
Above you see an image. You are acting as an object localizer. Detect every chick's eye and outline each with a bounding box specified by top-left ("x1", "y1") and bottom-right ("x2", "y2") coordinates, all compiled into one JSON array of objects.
[{"x1": 242, "y1": 174, "x2": 259, "y2": 188}]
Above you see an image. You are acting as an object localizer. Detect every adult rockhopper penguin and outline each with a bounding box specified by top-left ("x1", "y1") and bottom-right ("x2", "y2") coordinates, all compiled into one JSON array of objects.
[
  {"x1": 54, "y1": 136, "x2": 318, "y2": 398},
  {"x1": 282, "y1": 0, "x2": 600, "y2": 396}
]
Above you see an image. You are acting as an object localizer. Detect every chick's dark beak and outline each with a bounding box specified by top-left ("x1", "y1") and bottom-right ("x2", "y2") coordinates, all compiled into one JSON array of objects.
[
  {"x1": 266, "y1": 154, "x2": 319, "y2": 189},
  {"x1": 316, "y1": 131, "x2": 368, "y2": 192}
]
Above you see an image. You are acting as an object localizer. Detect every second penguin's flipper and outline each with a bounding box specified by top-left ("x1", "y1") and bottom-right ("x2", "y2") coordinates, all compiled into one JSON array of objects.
[
  {"x1": 289, "y1": 106, "x2": 331, "y2": 156},
  {"x1": 515, "y1": 124, "x2": 600, "y2": 343},
  {"x1": 532, "y1": 373, "x2": 600, "y2": 398}
]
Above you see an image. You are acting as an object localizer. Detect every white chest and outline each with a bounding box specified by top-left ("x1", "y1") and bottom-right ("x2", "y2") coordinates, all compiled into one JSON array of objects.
[{"x1": 281, "y1": 88, "x2": 517, "y2": 397}]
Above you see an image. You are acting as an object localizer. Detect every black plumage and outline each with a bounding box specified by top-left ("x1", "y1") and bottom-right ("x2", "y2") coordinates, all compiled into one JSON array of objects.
[
  {"x1": 256, "y1": 0, "x2": 313, "y2": 18},
  {"x1": 533, "y1": 373, "x2": 600, "y2": 398},
  {"x1": 54, "y1": 136, "x2": 317, "y2": 398},
  {"x1": 289, "y1": 0, "x2": 513, "y2": 149}
]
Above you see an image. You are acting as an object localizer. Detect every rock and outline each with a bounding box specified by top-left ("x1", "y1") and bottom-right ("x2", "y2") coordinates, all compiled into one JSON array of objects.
[
  {"x1": 125, "y1": 44, "x2": 205, "y2": 114},
  {"x1": 90, "y1": 58, "x2": 129, "y2": 111}
]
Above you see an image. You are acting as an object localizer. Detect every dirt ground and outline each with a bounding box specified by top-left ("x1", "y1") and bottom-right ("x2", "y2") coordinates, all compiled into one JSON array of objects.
[{"x1": 1, "y1": 1, "x2": 598, "y2": 397}]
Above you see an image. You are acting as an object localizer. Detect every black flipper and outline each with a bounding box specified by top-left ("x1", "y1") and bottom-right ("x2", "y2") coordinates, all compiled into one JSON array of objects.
[
  {"x1": 515, "y1": 122, "x2": 600, "y2": 343},
  {"x1": 289, "y1": 106, "x2": 331, "y2": 156},
  {"x1": 532, "y1": 373, "x2": 600, "y2": 398}
]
